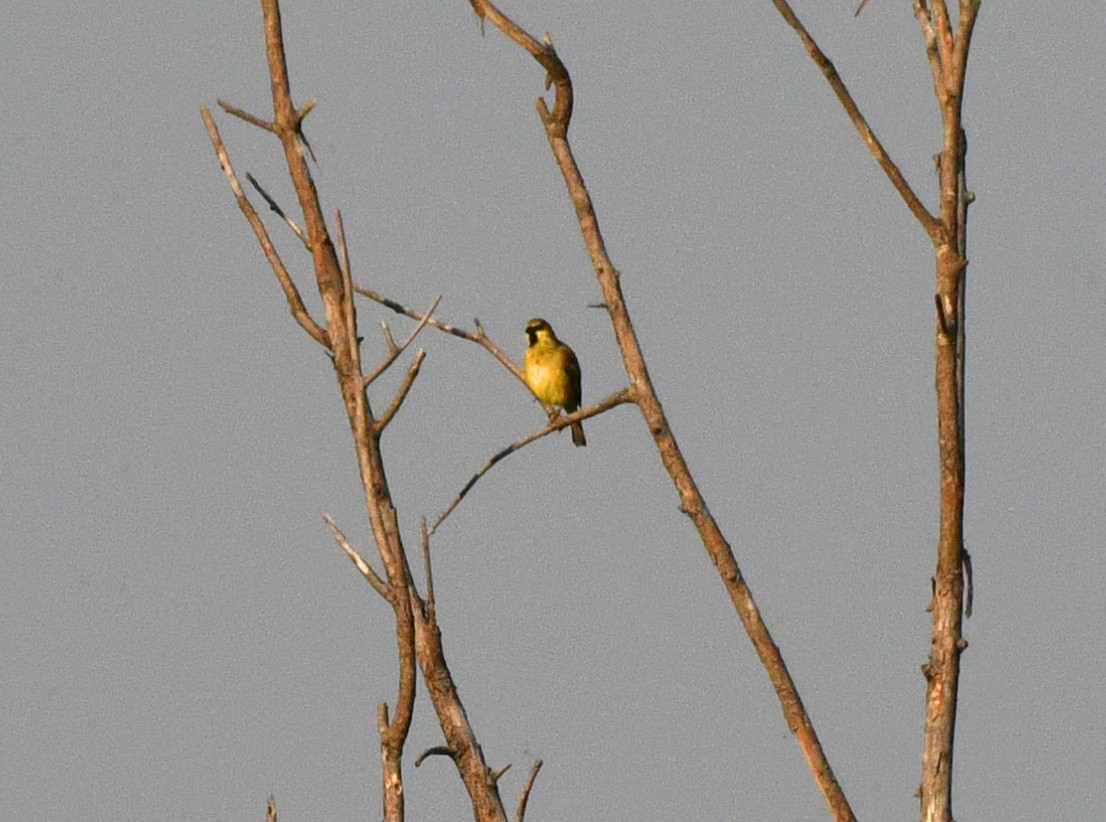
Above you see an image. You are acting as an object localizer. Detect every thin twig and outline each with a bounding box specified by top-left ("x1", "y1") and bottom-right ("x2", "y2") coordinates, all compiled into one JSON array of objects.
[
  {"x1": 429, "y1": 389, "x2": 633, "y2": 536},
  {"x1": 912, "y1": 1, "x2": 944, "y2": 101},
  {"x1": 381, "y1": 321, "x2": 398, "y2": 354},
  {"x1": 356, "y1": 284, "x2": 526, "y2": 384},
  {"x1": 375, "y1": 349, "x2": 427, "y2": 433},
  {"x1": 322, "y1": 513, "x2": 389, "y2": 599},
  {"x1": 414, "y1": 746, "x2": 458, "y2": 766},
  {"x1": 334, "y1": 211, "x2": 364, "y2": 378},
  {"x1": 216, "y1": 98, "x2": 275, "y2": 132},
  {"x1": 515, "y1": 760, "x2": 543, "y2": 822},
  {"x1": 364, "y1": 294, "x2": 442, "y2": 387},
  {"x1": 767, "y1": 0, "x2": 942, "y2": 242},
  {"x1": 246, "y1": 173, "x2": 307, "y2": 246},
  {"x1": 200, "y1": 105, "x2": 328, "y2": 347},
  {"x1": 420, "y1": 518, "x2": 435, "y2": 618}
]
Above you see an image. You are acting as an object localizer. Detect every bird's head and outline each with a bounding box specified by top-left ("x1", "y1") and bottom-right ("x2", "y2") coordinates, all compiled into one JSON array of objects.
[{"x1": 525, "y1": 318, "x2": 555, "y2": 346}]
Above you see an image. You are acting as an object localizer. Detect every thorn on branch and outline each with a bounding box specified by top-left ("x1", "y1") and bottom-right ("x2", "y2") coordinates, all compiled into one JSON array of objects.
[
  {"x1": 467, "y1": 0, "x2": 486, "y2": 34},
  {"x1": 962, "y1": 545, "x2": 973, "y2": 618},
  {"x1": 490, "y1": 763, "x2": 512, "y2": 783},
  {"x1": 294, "y1": 97, "x2": 316, "y2": 125},
  {"x1": 415, "y1": 746, "x2": 458, "y2": 767},
  {"x1": 381, "y1": 320, "x2": 398, "y2": 354},
  {"x1": 516, "y1": 760, "x2": 544, "y2": 822}
]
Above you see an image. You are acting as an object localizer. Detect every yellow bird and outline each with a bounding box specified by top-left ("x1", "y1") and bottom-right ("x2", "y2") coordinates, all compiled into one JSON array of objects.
[{"x1": 524, "y1": 318, "x2": 586, "y2": 447}]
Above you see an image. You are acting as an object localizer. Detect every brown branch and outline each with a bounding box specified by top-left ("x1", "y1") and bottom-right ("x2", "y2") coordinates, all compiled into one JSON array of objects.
[
  {"x1": 515, "y1": 760, "x2": 543, "y2": 822},
  {"x1": 364, "y1": 294, "x2": 442, "y2": 387},
  {"x1": 356, "y1": 284, "x2": 527, "y2": 383},
  {"x1": 429, "y1": 389, "x2": 633, "y2": 537},
  {"x1": 919, "y1": 6, "x2": 980, "y2": 821},
  {"x1": 375, "y1": 349, "x2": 427, "y2": 433},
  {"x1": 249, "y1": 3, "x2": 425, "y2": 818},
  {"x1": 216, "y1": 97, "x2": 276, "y2": 132},
  {"x1": 469, "y1": 2, "x2": 857, "y2": 820},
  {"x1": 323, "y1": 513, "x2": 389, "y2": 600},
  {"x1": 767, "y1": 0, "x2": 943, "y2": 242},
  {"x1": 200, "y1": 105, "x2": 329, "y2": 347},
  {"x1": 415, "y1": 745, "x2": 458, "y2": 766},
  {"x1": 216, "y1": 6, "x2": 511, "y2": 818},
  {"x1": 420, "y1": 518, "x2": 436, "y2": 616},
  {"x1": 246, "y1": 173, "x2": 308, "y2": 246}
]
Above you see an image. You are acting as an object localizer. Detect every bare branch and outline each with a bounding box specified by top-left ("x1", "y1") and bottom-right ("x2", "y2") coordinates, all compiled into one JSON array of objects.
[
  {"x1": 200, "y1": 105, "x2": 329, "y2": 347},
  {"x1": 323, "y1": 513, "x2": 389, "y2": 599},
  {"x1": 364, "y1": 294, "x2": 442, "y2": 387},
  {"x1": 246, "y1": 173, "x2": 307, "y2": 246},
  {"x1": 375, "y1": 349, "x2": 427, "y2": 433},
  {"x1": 216, "y1": 98, "x2": 275, "y2": 132},
  {"x1": 420, "y1": 518, "x2": 435, "y2": 617},
  {"x1": 429, "y1": 389, "x2": 633, "y2": 536},
  {"x1": 767, "y1": 0, "x2": 942, "y2": 242},
  {"x1": 334, "y1": 211, "x2": 366, "y2": 384},
  {"x1": 414, "y1": 746, "x2": 458, "y2": 766},
  {"x1": 356, "y1": 284, "x2": 526, "y2": 383},
  {"x1": 515, "y1": 760, "x2": 543, "y2": 822},
  {"x1": 912, "y1": 1, "x2": 945, "y2": 103},
  {"x1": 468, "y1": 3, "x2": 859, "y2": 819},
  {"x1": 930, "y1": 2, "x2": 956, "y2": 86}
]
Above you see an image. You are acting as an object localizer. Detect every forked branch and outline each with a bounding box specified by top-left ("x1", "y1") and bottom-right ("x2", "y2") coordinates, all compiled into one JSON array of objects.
[
  {"x1": 205, "y1": 2, "x2": 512, "y2": 819},
  {"x1": 771, "y1": 3, "x2": 981, "y2": 820}
]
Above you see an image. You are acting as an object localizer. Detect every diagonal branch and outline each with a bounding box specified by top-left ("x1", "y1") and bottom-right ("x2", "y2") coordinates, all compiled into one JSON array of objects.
[
  {"x1": 429, "y1": 389, "x2": 634, "y2": 537},
  {"x1": 515, "y1": 759, "x2": 543, "y2": 822},
  {"x1": 355, "y1": 284, "x2": 526, "y2": 383},
  {"x1": 467, "y1": 2, "x2": 857, "y2": 820},
  {"x1": 364, "y1": 294, "x2": 442, "y2": 387},
  {"x1": 323, "y1": 513, "x2": 389, "y2": 600},
  {"x1": 246, "y1": 173, "x2": 308, "y2": 247},
  {"x1": 375, "y1": 349, "x2": 427, "y2": 433},
  {"x1": 200, "y1": 105, "x2": 329, "y2": 347},
  {"x1": 767, "y1": 0, "x2": 943, "y2": 242}
]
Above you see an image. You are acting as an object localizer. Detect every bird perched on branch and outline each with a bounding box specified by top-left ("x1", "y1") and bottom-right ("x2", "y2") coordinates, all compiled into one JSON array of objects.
[{"x1": 524, "y1": 318, "x2": 586, "y2": 447}]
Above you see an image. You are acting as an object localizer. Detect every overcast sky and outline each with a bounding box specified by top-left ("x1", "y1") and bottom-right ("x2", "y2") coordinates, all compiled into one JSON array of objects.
[{"x1": 3, "y1": 2, "x2": 1103, "y2": 820}]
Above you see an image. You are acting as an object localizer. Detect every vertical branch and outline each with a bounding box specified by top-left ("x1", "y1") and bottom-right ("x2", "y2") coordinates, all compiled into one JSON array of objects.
[
  {"x1": 255, "y1": 5, "x2": 510, "y2": 818},
  {"x1": 256, "y1": 3, "x2": 417, "y2": 819},
  {"x1": 918, "y1": 4, "x2": 980, "y2": 822},
  {"x1": 765, "y1": 1, "x2": 980, "y2": 818}
]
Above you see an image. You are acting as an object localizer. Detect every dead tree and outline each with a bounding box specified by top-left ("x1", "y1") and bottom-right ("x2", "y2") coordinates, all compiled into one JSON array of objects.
[{"x1": 204, "y1": 1, "x2": 980, "y2": 820}]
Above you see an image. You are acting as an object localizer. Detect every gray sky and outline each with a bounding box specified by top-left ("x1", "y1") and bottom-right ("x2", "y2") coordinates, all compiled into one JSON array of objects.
[{"x1": 3, "y1": 2, "x2": 1103, "y2": 819}]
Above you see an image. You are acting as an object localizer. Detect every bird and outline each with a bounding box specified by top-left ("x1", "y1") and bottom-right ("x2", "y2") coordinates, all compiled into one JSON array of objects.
[{"x1": 524, "y1": 318, "x2": 586, "y2": 447}]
